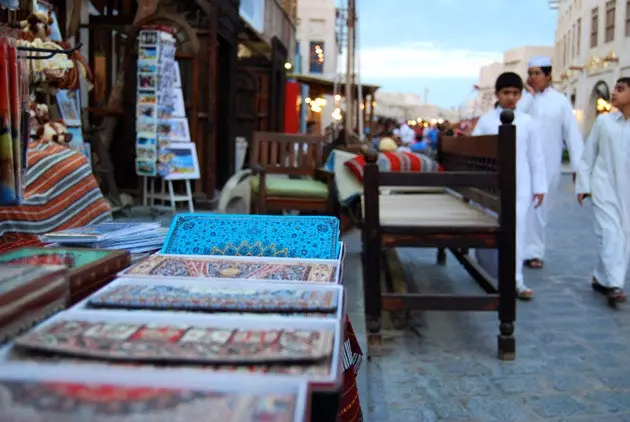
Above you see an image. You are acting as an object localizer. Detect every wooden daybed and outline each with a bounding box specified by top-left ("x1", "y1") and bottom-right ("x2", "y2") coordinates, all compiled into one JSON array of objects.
[{"x1": 360, "y1": 110, "x2": 517, "y2": 360}]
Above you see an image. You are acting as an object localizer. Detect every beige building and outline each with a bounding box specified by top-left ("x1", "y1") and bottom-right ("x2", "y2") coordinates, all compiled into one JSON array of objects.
[
  {"x1": 553, "y1": 0, "x2": 630, "y2": 135},
  {"x1": 472, "y1": 46, "x2": 555, "y2": 116},
  {"x1": 295, "y1": 0, "x2": 338, "y2": 132},
  {"x1": 374, "y1": 92, "x2": 422, "y2": 120}
]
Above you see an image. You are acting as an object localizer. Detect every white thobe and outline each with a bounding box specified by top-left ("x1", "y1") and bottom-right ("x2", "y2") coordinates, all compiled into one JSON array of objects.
[
  {"x1": 518, "y1": 87, "x2": 584, "y2": 260},
  {"x1": 472, "y1": 108, "x2": 547, "y2": 289},
  {"x1": 400, "y1": 124, "x2": 416, "y2": 145},
  {"x1": 575, "y1": 112, "x2": 630, "y2": 289}
]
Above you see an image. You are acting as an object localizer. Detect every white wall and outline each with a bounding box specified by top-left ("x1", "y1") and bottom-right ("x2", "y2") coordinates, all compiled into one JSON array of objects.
[{"x1": 554, "y1": 0, "x2": 630, "y2": 135}]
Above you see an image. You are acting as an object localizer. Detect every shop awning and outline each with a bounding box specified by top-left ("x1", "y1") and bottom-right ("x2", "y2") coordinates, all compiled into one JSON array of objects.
[{"x1": 287, "y1": 73, "x2": 379, "y2": 98}]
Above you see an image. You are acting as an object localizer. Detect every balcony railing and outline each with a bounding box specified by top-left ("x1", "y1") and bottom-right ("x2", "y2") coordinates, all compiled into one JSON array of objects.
[{"x1": 263, "y1": 0, "x2": 296, "y2": 57}]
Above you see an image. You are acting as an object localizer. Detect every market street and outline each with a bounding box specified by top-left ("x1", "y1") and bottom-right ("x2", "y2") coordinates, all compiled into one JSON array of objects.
[{"x1": 342, "y1": 175, "x2": 630, "y2": 421}]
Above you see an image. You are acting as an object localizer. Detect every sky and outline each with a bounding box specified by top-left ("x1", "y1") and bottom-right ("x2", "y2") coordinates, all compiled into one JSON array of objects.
[{"x1": 355, "y1": 0, "x2": 559, "y2": 108}]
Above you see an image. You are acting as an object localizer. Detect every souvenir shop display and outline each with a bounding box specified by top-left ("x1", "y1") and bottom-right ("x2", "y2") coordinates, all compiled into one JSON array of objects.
[
  {"x1": 120, "y1": 253, "x2": 341, "y2": 283},
  {"x1": 40, "y1": 221, "x2": 161, "y2": 244},
  {"x1": 162, "y1": 214, "x2": 342, "y2": 260},
  {"x1": 7, "y1": 310, "x2": 341, "y2": 364},
  {"x1": 0, "y1": 29, "x2": 29, "y2": 205},
  {"x1": 0, "y1": 365, "x2": 308, "y2": 422},
  {"x1": 84, "y1": 278, "x2": 343, "y2": 314},
  {"x1": 0, "y1": 247, "x2": 130, "y2": 305},
  {"x1": 135, "y1": 26, "x2": 197, "y2": 212},
  {"x1": 16, "y1": 11, "x2": 91, "y2": 90},
  {"x1": 136, "y1": 27, "x2": 180, "y2": 178},
  {"x1": 0, "y1": 264, "x2": 68, "y2": 343}
]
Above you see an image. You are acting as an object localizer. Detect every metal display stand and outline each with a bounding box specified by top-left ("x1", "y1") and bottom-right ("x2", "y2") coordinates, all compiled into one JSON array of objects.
[{"x1": 143, "y1": 176, "x2": 194, "y2": 213}]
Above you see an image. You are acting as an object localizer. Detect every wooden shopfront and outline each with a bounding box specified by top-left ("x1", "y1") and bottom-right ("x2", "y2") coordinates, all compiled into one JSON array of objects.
[{"x1": 69, "y1": 0, "x2": 241, "y2": 203}]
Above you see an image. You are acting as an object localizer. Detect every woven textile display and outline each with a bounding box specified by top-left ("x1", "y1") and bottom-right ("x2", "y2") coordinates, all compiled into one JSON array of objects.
[
  {"x1": 87, "y1": 285, "x2": 338, "y2": 313},
  {"x1": 14, "y1": 320, "x2": 334, "y2": 364},
  {"x1": 0, "y1": 380, "x2": 296, "y2": 422},
  {"x1": 9, "y1": 349, "x2": 332, "y2": 376},
  {"x1": 125, "y1": 254, "x2": 337, "y2": 282},
  {"x1": 161, "y1": 214, "x2": 340, "y2": 259}
]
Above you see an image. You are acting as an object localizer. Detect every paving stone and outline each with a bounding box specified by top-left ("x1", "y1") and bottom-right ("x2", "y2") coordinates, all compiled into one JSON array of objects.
[
  {"x1": 463, "y1": 397, "x2": 540, "y2": 421},
  {"x1": 491, "y1": 375, "x2": 545, "y2": 395},
  {"x1": 520, "y1": 394, "x2": 598, "y2": 419}
]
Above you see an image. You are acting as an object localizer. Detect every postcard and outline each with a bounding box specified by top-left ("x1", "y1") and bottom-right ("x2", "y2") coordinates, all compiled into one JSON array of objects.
[
  {"x1": 138, "y1": 46, "x2": 158, "y2": 61},
  {"x1": 136, "y1": 134, "x2": 157, "y2": 148},
  {"x1": 161, "y1": 89, "x2": 185, "y2": 117},
  {"x1": 136, "y1": 117, "x2": 157, "y2": 134},
  {"x1": 65, "y1": 127, "x2": 84, "y2": 151},
  {"x1": 136, "y1": 146, "x2": 157, "y2": 161},
  {"x1": 137, "y1": 104, "x2": 157, "y2": 119},
  {"x1": 172, "y1": 62, "x2": 181, "y2": 87},
  {"x1": 137, "y1": 92, "x2": 157, "y2": 104},
  {"x1": 157, "y1": 105, "x2": 173, "y2": 120},
  {"x1": 136, "y1": 158, "x2": 156, "y2": 177},
  {"x1": 139, "y1": 30, "x2": 158, "y2": 46},
  {"x1": 56, "y1": 90, "x2": 81, "y2": 127},
  {"x1": 157, "y1": 118, "x2": 190, "y2": 142},
  {"x1": 158, "y1": 142, "x2": 200, "y2": 180},
  {"x1": 137, "y1": 63, "x2": 158, "y2": 74},
  {"x1": 137, "y1": 73, "x2": 157, "y2": 90}
]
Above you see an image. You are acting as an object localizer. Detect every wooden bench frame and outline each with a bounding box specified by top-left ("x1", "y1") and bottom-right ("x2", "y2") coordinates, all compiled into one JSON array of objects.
[
  {"x1": 249, "y1": 132, "x2": 335, "y2": 215},
  {"x1": 361, "y1": 110, "x2": 517, "y2": 360}
]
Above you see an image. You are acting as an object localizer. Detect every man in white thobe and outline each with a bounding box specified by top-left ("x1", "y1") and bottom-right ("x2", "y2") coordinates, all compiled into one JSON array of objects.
[
  {"x1": 575, "y1": 77, "x2": 630, "y2": 307},
  {"x1": 518, "y1": 56, "x2": 584, "y2": 269},
  {"x1": 473, "y1": 72, "x2": 547, "y2": 299}
]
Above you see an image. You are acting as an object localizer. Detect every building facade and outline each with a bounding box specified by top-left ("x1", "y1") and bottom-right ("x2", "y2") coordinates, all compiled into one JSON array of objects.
[
  {"x1": 553, "y1": 0, "x2": 630, "y2": 135},
  {"x1": 294, "y1": 0, "x2": 338, "y2": 133},
  {"x1": 472, "y1": 46, "x2": 554, "y2": 116}
]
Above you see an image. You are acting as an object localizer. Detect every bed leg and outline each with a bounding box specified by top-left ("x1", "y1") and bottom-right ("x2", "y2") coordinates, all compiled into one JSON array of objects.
[
  {"x1": 498, "y1": 322, "x2": 515, "y2": 361},
  {"x1": 362, "y1": 239, "x2": 382, "y2": 357},
  {"x1": 436, "y1": 248, "x2": 447, "y2": 265}
]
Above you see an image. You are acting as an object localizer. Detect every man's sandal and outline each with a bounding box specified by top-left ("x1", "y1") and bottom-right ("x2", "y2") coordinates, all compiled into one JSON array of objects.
[
  {"x1": 517, "y1": 287, "x2": 534, "y2": 301},
  {"x1": 523, "y1": 259, "x2": 543, "y2": 269}
]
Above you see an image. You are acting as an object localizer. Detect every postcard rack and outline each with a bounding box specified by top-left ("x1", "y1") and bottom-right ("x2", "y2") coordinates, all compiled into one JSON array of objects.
[{"x1": 142, "y1": 176, "x2": 194, "y2": 214}]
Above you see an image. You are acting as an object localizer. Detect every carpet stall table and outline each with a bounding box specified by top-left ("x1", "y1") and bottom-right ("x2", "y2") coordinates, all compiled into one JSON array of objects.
[
  {"x1": 0, "y1": 247, "x2": 130, "y2": 305},
  {"x1": 0, "y1": 364, "x2": 309, "y2": 421},
  {"x1": 118, "y1": 213, "x2": 362, "y2": 422},
  {"x1": 0, "y1": 265, "x2": 69, "y2": 344}
]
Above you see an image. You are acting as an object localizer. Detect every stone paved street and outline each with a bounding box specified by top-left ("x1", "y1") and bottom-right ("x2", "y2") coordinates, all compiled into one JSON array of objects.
[{"x1": 341, "y1": 175, "x2": 630, "y2": 421}]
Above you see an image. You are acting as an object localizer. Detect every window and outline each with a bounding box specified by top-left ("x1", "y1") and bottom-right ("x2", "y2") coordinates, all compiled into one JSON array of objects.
[
  {"x1": 309, "y1": 41, "x2": 325, "y2": 74},
  {"x1": 563, "y1": 35, "x2": 568, "y2": 66},
  {"x1": 295, "y1": 41, "x2": 301, "y2": 73},
  {"x1": 591, "y1": 7, "x2": 599, "y2": 47},
  {"x1": 571, "y1": 24, "x2": 575, "y2": 58},
  {"x1": 577, "y1": 18, "x2": 582, "y2": 55},
  {"x1": 626, "y1": 0, "x2": 630, "y2": 36},
  {"x1": 605, "y1": 0, "x2": 616, "y2": 42}
]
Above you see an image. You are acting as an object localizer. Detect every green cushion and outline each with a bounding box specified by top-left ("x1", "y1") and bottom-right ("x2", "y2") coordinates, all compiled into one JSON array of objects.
[{"x1": 250, "y1": 175, "x2": 328, "y2": 199}]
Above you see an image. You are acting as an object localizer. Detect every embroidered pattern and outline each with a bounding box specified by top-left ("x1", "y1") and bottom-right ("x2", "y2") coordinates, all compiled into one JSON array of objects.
[
  {"x1": 125, "y1": 255, "x2": 338, "y2": 283},
  {"x1": 161, "y1": 214, "x2": 340, "y2": 259},
  {"x1": 14, "y1": 320, "x2": 335, "y2": 364},
  {"x1": 87, "y1": 285, "x2": 338, "y2": 313},
  {"x1": 0, "y1": 380, "x2": 296, "y2": 422}
]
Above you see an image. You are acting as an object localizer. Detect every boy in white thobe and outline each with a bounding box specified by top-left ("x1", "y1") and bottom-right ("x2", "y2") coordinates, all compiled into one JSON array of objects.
[
  {"x1": 518, "y1": 56, "x2": 584, "y2": 269},
  {"x1": 473, "y1": 72, "x2": 547, "y2": 300},
  {"x1": 576, "y1": 77, "x2": 630, "y2": 307}
]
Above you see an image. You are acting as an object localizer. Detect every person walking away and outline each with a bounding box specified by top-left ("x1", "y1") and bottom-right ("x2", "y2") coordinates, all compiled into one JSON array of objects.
[
  {"x1": 518, "y1": 56, "x2": 583, "y2": 269},
  {"x1": 473, "y1": 72, "x2": 547, "y2": 300},
  {"x1": 575, "y1": 77, "x2": 630, "y2": 307}
]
